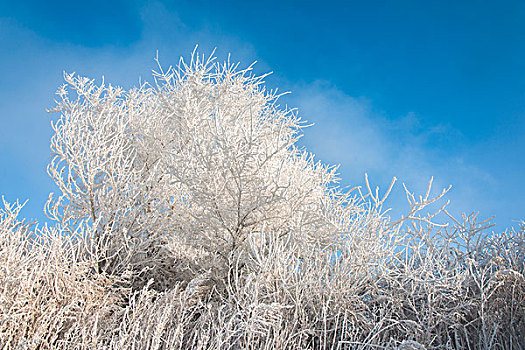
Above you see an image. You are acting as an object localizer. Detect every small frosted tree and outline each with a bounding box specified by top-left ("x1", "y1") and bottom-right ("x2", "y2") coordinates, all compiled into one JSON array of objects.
[{"x1": 45, "y1": 52, "x2": 376, "y2": 289}]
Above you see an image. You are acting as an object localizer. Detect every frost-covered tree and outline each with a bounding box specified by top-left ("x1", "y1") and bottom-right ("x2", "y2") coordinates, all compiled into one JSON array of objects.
[
  {"x1": 45, "y1": 53, "x2": 372, "y2": 289},
  {"x1": 1, "y1": 51, "x2": 523, "y2": 349}
]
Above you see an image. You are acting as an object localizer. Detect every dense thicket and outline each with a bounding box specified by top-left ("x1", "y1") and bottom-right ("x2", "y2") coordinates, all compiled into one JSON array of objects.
[{"x1": 1, "y1": 52, "x2": 523, "y2": 349}]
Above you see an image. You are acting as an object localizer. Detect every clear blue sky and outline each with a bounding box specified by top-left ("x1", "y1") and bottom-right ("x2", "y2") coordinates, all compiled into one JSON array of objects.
[{"x1": 0, "y1": 0, "x2": 523, "y2": 230}]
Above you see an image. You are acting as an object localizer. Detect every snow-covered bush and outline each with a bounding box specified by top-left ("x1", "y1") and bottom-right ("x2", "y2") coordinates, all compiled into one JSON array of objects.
[{"x1": 1, "y1": 51, "x2": 523, "y2": 349}]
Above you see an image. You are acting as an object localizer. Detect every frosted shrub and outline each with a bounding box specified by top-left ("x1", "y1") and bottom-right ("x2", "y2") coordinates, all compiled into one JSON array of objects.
[
  {"x1": 1, "y1": 51, "x2": 523, "y2": 349},
  {"x1": 0, "y1": 199, "x2": 122, "y2": 348}
]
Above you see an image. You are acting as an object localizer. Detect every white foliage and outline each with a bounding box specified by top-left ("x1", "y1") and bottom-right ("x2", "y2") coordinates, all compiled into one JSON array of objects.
[{"x1": 1, "y1": 51, "x2": 523, "y2": 349}]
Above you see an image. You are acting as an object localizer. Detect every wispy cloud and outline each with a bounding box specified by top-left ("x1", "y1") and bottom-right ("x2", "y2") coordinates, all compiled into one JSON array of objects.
[{"x1": 284, "y1": 81, "x2": 516, "y2": 229}]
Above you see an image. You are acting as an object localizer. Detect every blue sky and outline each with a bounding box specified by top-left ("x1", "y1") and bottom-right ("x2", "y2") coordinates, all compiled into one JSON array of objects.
[{"x1": 0, "y1": 0, "x2": 523, "y2": 230}]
